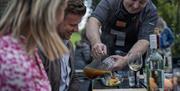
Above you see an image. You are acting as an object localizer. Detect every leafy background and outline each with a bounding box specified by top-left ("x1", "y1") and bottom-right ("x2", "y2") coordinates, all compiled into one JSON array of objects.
[{"x1": 152, "y1": 0, "x2": 180, "y2": 57}]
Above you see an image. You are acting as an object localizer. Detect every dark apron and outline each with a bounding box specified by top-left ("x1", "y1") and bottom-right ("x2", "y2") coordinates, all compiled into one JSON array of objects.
[{"x1": 101, "y1": 8, "x2": 140, "y2": 56}]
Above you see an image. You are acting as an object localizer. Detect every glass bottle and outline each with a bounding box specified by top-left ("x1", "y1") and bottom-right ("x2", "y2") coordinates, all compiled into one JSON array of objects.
[{"x1": 145, "y1": 34, "x2": 164, "y2": 91}]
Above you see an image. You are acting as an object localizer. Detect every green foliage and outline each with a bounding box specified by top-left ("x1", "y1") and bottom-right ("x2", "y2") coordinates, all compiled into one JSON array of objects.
[
  {"x1": 154, "y1": 0, "x2": 180, "y2": 57},
  {"x1": 155, "y1": 0, "x2": 177, "y2": 29},
  {"x1": 70, "y1": 32, "x2": 81, "y2": 47}
]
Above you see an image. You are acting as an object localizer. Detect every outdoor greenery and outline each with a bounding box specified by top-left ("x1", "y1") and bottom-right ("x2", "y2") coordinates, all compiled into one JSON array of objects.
[
  {"x1": 70, "y1": 32, "x2": 81, "y2": 47},
  {"x1": 153, "y1": 0, "x2": 180, "y2": 57}
]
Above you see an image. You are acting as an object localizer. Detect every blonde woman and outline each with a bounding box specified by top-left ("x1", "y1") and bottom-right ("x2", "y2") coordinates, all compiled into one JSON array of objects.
[
  {"x1": 39, "y1": 0, "x2": 86, "y2": 91},
  {"x1": 0, "y1": 0, "x2": 68, "y2": 90}
]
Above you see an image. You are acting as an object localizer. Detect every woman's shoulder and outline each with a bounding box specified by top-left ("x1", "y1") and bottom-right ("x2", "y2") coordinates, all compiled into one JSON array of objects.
[
  {"x1": 0, "y1": 35, "x2": 23, "y2": 51},
  {"x1": 0, "y1": 35, "x2": 51, "y2": 90},
  {"x1": 0, "y1": 35, "x2": 27, "y2": 61}
]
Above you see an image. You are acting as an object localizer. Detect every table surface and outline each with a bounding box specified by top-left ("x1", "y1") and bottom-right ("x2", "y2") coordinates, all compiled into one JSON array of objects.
[
  {"x1": 93, "y1": 88, "x2": 146, "y2": 91},
  {"x1": 92, "y1": 76, "x2": 147, "y2": 91},
  {"x1": 92, "y1": 77, "x2": 146, "y2": 88}
]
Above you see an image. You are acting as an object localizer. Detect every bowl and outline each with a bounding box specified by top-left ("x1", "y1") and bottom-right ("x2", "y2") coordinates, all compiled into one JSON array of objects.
[{"x1": 100, "y1": 73, "x2": 123, "y2": 87}]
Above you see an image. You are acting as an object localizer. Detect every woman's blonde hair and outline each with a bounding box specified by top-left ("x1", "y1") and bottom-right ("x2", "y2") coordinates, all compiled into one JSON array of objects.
[{"x1": 0, "y1": 0, "x2": 68, "y2": 60}]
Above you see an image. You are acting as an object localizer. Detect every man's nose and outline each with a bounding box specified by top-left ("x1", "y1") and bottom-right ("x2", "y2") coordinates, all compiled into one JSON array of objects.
[{"x1": 132, "y1": 2, "x2": 139, "y2": 9}]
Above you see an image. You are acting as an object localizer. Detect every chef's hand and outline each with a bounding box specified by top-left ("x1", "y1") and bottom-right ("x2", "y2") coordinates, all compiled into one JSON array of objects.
[
  {"x1": 91, "y1": 42, "x2": 107, "y2": 59},
  {"x1": 110, "y1": 55, "x2": 128, "y2": 71}
]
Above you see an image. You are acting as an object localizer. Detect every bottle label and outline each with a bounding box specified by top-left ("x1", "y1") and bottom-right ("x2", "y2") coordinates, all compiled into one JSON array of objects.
[
  {"x1": 128, "y1": 76, "x2": 135, "y2": 87},
  {"x1": 128, "y1": 71, "x2": 135, "y2": 87},
  {"x1": 149, "y1": 34, "x2": 157, "y2": 49}
]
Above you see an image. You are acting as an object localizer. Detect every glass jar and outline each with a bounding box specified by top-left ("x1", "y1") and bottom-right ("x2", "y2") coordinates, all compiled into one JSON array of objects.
[{"x1": 83, "y1": 56, "x2": 115, "y2": 79}]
